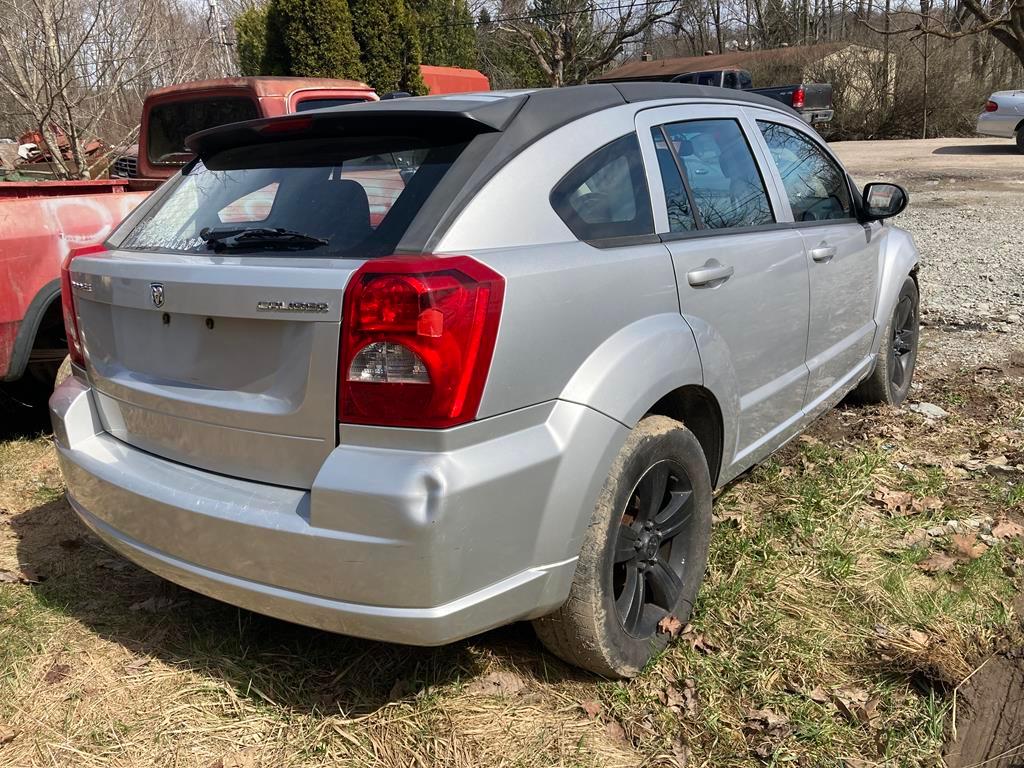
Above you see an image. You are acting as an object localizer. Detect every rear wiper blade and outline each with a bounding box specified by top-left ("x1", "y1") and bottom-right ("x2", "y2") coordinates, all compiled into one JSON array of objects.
[{"x1": 200, "y1": 227, "x2": 329, "y2": 251}]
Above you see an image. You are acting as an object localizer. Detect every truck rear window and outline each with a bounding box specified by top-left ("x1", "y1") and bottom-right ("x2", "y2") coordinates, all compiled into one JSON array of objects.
[
  {"x1": 147, "y1": 98, "x2": 260, "y2": 164},
  {"x1": 120, "y1": 137, "x2": 467, "y2": 258}
]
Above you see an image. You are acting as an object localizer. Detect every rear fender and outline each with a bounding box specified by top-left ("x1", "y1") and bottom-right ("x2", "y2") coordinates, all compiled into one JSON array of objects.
[
  {"x1": 558, "y1": 312, "x2": 740, "y2": 480},
  {"x1": 559, "y1": 313, "x2": 706, "y2": 428}
]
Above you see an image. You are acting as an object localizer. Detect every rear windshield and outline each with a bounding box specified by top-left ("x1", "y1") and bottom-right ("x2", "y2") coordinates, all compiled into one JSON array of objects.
[
  {"x1": 120, "y1": 136, "x2": 467, "y2": 258},
  {"x1": 147, "y1": 98, "x2": 259, "y2": 164}
]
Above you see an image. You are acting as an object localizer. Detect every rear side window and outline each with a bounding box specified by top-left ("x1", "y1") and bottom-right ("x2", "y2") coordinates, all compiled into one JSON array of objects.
[
  {"x1": 120, "y1": 138, "x2": 466, "y2": 258},
  {"x1": 757, "y1": 121, "x2": 852, "y2": 222},
  {"x1": 147, "y1": 98, "x2": 259, "y2": 164},
  {"x1": 550, "y1": 133, "x2": 654, "y2": 242},
  {"x1": 651, "y1": 128, "x2": 696, "y2": 232},
  {"x1": 662, "y1": 119, "x2": 774, "y2": 229}
]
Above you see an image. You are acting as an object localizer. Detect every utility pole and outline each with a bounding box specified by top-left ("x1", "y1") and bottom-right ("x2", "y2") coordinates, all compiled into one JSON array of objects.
[{"x1": 208, "y1": 0, "x2": 234, "y2": 76}]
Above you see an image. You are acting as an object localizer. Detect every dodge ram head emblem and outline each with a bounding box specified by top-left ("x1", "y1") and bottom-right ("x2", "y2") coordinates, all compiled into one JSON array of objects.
[{"x1": 151, "y1": 283, "x2": 165, "y2": 308}]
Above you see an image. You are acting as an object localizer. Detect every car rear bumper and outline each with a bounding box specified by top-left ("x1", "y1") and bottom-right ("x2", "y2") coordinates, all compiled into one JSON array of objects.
[
  {"x1": 976, "y1": 111, "x2": 1019, "y2": 138},
  {"x1": 50, "y1": 375, "x2": 626, "y2": 645}
]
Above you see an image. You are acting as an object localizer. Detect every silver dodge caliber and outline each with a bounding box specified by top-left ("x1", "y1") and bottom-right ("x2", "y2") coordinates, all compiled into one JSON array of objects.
[{"x1": 51, "y1": 84, "x2": 920, "y2": 677}]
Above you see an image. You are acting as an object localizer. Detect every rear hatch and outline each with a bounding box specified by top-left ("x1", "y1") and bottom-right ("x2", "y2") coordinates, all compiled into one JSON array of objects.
[{"x1": 69, "y1": 112, "x2": 494, "y2": 488}]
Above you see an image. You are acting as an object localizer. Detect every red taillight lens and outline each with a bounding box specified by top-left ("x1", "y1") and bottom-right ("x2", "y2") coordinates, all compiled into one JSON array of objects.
[
  {"x1": 60, "y1": 244, "x2": 106, "y2": 369},
  {"x1": 339, "y1": 255, "x2": 505, "y2": 428},
  {"x1": 792, "y1": 87, "x2": 806, "y2": 110},
  {"x1": 985, "y1": 100, "x2": 999, "y2": 112}
]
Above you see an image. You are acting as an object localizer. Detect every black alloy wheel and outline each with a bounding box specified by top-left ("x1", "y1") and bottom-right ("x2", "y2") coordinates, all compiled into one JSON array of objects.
[
  {"x1": 890, "y1": 291, "x2": 918, "y2": 393},
  {"x1": 613, "y1": 459, "x2": 695, "y2": 638}
]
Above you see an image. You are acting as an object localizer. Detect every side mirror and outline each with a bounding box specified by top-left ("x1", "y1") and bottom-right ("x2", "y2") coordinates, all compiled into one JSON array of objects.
[{"x1": 861, "y1": 182, "x2": 908, "y2": 221}]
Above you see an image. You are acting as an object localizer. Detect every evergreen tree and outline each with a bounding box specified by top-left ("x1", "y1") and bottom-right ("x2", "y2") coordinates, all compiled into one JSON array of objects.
[
  {"x1": 234, "y1": 5, "x2": 269, "y2": 76},
  {"x1": 349, "y1": 0, "x2": 425, "y2": 93},
  {"x1": 411, "y1": 0, "x2": 477, "y2": 68},
  {"x1": 268, "y1": 0, "x2": 365, "y2": 79}
]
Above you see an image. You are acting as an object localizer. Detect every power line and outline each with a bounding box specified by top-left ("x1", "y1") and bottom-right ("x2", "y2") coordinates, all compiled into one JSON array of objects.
[{"x1": 429, "y1": 0, "x2": 674, "y2": 28}]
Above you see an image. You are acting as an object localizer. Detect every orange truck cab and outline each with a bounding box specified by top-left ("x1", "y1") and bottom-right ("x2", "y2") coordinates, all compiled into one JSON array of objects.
[{"x1": 136, "y1": 77, "x2": 378, "y2": 181}]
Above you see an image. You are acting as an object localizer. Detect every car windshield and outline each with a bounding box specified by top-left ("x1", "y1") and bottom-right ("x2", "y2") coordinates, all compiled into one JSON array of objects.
[{"x1": 120, "y1": 136, "x2": 468, "y2": 258}]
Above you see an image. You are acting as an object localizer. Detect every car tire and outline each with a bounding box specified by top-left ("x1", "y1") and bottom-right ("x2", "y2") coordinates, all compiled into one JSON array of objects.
[
  {"x1": 1017, "y1": 128, "x2": 1024, "y2": 154},
  {"x1": 850, "y1": 275, "x2": 919, "y2": 406},
  {"x1": 532, "y1": 415, "x2": 712, "y2": 678}
]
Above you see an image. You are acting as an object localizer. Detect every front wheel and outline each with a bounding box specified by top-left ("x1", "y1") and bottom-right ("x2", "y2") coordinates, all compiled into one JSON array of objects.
[
  {"x1": 851, "y1": 275, "x2": 919, "y2": 405},
  {"x1": 533, "y1": 416, "x2": 713, "y2": 678},
  {"x1": 1016, "y1": 128, "x2": 1024, "y2": 154}
]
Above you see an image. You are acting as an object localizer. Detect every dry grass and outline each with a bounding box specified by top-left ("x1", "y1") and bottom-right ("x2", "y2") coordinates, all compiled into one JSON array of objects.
[{"x1": 1, "y1": 330, "x2": 1022, "y2": 767}]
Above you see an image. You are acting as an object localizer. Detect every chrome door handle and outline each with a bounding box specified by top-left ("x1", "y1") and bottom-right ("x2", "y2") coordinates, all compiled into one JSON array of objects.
[
  {"x1": 810, "y1": 246, "x2": 837, "y2": 263},
  {"x1": 687, "y1": 261, "x2": 734, "y2": 287}
]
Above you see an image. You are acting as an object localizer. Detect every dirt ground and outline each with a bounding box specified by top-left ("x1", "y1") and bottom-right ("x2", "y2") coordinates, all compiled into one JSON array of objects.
[{"x1": 0, "y1": 138, "x2": 1023, "y2": 767}]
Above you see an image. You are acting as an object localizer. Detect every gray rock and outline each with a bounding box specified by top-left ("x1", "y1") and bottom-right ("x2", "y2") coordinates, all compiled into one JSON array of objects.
[{"x1": 910, "y1": 402, "x2": 950, "y2": 421}]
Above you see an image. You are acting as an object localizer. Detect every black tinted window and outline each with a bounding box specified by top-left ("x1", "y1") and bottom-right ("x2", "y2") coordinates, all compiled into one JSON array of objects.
[
  {"x1": 120, "y1": 137, "x2": 465, "y2": 257},
  {"x1": 662, "y1": 119, "x2": 774, "y2": 229},
  {"x1": 551, "y1": 133, "x2": 654, "y2": 242},
  {"x1": 147, "y1": 98, "x2": 259, "y2": 164},
  {"x1": 757, "y1": 121, "x2": 852, "y2": 221},
  {"x1": 739, "y1": 71, "x2": 753, "y2": 89},
  {"x1": 295, "y1": 98, "x2": 366, "y2": 112},
  {"x1": 651, "y1": 128, "x2": 696, "y2": 232}
]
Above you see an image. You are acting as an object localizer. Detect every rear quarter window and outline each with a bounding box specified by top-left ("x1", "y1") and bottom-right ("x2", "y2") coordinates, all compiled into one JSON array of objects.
[
  {"x1": 550, "y1": 133, "x2": 654, "y2": 243},
  {"x1": 147, "y1": 98, "x2": 259, "y2": 164}
]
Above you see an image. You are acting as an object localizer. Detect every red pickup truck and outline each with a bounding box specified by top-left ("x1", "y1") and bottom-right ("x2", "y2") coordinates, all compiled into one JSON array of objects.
[{"x1": 0, "y1": 77, "x2": 379, "y2": 407}]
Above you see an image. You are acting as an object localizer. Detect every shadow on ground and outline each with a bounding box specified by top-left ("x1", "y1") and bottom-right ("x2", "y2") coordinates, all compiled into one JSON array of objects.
[
  {"x1": 10, "y1": 496, "x2": 589, "y2": 718},
  {"x1": 932, "y1": 144, "x2": 1020, "y2": 156},
  {"x1": 0, "y1": 383, "x2": 52, "y2": 441}
]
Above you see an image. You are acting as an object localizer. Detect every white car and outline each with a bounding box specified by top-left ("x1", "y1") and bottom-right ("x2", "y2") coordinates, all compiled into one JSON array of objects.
[{"x1": 976, "y1": 90, "x2": 1024, "y2": 152}]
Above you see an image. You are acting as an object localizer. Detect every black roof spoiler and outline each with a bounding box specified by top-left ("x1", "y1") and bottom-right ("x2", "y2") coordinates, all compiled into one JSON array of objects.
[{"x1": 186, "y1": 94, "x2": 529, "y2": 159}]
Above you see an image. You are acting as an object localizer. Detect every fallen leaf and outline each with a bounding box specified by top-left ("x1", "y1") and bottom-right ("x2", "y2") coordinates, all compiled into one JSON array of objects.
[
  {"x1": 658, "y1": 614, "x2": 685, "y2": 638},
  {"x1": 0, "y1": 569, "x2": 38, "y2": 585},
  {"x1": 993, "y1": 519, "x2": 1024, "y2": 540},
  {"x1": 901, "y1": 528, "x2": 929, "y2": 548},
  {"x1": 580, "y1": 699, "x2": 601, "y2": 719},
  {"x1": 807, "y1": 686, "x2": 830, "y2": 704},
  {"x1": 680, "y1": 624, "x2": 719, "y2": 654},
  {"x1": 951, "y1": 533, "x2": 988, "y2": 560},
  {"x1": 918, "y1": 551, "x2": 957, "y2": 574},
  {"x1": 743, "y1": 708, "x2": 791, "y2": 758},
  {"x1": 671, "y1": 737, "x2": 691, "y2": 767},
  {"x1": 128, "y1": 596, "x2": 180, "y2": 612},
  {"x1": 124, "y1": 657, "x2": 150, "y2": 675},
  {"x1": 43, "y1": 663, "x2": 70, "y2": 684},
  {"x1": 0, "y1": 725, "x2": 15, "y2": 745},
  {"x1": 465, "y1": 670, "x2": 525, "y2": 698},
  {"x1": 604, "y1": 720, "x2": 628, "y2": 743},
  {"x1": 870, "y1": 487, "x2": 915, "y2": 516},
  {"x1": 712, "y1": 508, "x2": 745, "y2": 528},
  {"x1": 911, "y1": 496, "x2": 943, "y2": 514}
]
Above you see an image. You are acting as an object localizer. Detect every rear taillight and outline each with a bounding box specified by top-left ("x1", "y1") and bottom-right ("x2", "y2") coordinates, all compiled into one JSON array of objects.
[
  {"x1": 60, "y1": 244, "x2": 106, "y2": 368},
  {"x1": 985, "y1": 100, "x2": 999, "y2": 112},
  {"x1": 339, "y1": 255, "x2": 504, "y2": 428},
  {"x1": 792, "y1": 87, "x2": 806, "y2": 110}
]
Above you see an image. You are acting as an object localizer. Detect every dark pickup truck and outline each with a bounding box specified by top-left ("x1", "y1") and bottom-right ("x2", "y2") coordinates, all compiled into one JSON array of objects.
[{"x1": 670, "y1": 68, "x2": 833, "y2": 126}]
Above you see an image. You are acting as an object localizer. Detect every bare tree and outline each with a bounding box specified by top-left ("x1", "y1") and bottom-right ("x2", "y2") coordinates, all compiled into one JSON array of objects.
[
  {"x1": 0, "y1": 0, "x2": 227, "y2": 178},
  {"x1": 496, "y1": 0, "x2": 677, "y2": 86}
]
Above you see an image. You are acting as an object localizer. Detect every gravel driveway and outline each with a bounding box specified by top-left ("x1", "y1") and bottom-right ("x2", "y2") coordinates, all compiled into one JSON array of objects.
[{"x1": 832, "y1": 137, "x2": 1023, "y2": 371}]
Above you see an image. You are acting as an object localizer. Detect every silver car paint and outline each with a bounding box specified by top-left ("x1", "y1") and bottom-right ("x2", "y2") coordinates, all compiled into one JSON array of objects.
[
  {"x1": 52, "y1": 95, "x2": 919, "y2": 644},
  {"x1": 976, "y1": 90, "x2": 1024, "y2": 139}
]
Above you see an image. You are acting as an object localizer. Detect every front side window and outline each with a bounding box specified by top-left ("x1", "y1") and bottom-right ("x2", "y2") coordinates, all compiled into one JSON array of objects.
[
  {"x1": 757, "y1": 121, "x2": 852, "y2": 222},
  {"x1": 120, "y1": 137, "x2": 466, "y2": 258},
  {"x1": 661, "y1": 119, "x2": 774, "y2": 229},
  {"x1": 550, "y1": 133, "x2": 654, "y2": 242}
]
